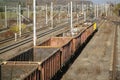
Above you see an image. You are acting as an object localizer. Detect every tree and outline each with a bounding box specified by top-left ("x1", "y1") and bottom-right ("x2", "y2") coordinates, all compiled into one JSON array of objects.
[
  {"x1": 113, "y1": 3, "x2": 120, "y2": 16},
  {"x1": 0, "y1": 7, "x2": 4, "y2": 12}
]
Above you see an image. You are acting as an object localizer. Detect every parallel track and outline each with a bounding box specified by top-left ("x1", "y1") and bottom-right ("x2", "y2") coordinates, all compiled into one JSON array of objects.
[
  {"x1": 0, "y1": 18, "x2": 69, "y2": 44},
  {"x1": 0, "y1": 21, "x2": 71, "y2": 54},
  {"x1": 112, "y1": 25, "x2": 117, "y2": 80},
  {"x1": 0, "y1": 18, "x2": 101, "y2": 54},
  {"x1": 0, "y1": 26, "x2": 48, "y2": 44}
]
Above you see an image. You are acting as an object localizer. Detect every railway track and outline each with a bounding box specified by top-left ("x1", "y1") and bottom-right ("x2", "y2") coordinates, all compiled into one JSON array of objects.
[
  {"x1": 0, "y1": 21, "x2": 70, "y2": 54},
  {"x1": 0, "y1": 17, "x2": 102, "y2": 54},
  {"x1": 111, "y1": 23, "x2": 120, "y2": 80},
  {"x1": 0, "y1": 16, "x2": 84, "y2": 53},
  {"x1": 112, "y1": 24, "x2": 117, "y2": 80},
  {"x1": 116, "y1": 24, "x2": 120, "y2": 80},
  {"x1": 0, "y1": 26, "x2": 49, "y2": 44},
  {"x1": 0, "y1": 19, "x2": 68, "y2": 44}
]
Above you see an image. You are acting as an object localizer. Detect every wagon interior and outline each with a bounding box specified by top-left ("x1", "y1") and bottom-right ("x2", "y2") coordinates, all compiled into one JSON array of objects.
[
  {"x1": 39, "y1": 37, "x2": 72, "y2": 47},
  {"x1": 34, "y1": 37, "x2": 72, "y2": 62},
  {"x1": 1, "y1": 62, "x2": 39, "y2": 80}
]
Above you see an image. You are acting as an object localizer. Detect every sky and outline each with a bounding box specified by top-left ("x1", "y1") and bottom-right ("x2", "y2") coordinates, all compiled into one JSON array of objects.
[{"x1": 91, "y1": 0, "x2": 120, "y2": 4}]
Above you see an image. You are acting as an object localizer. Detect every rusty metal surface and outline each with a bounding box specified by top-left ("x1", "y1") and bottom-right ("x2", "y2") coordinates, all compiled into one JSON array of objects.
[
  {"x1": 41, "y1": 50, "x2": 61, "y2": 80},
  {"x1": 61, "y1": 41, "x2": 73, "y2": 65},
  {"x1": 9, "y1": 48, "x2": 33, "y2": 61},
  {"x1": 1, "y1": 62, "x2": 38, "y2": 80},
  {"x1": 0, "y1": 23, "x2": 96, "y2": 80},
  {"x1": 40, "y1": 37, "x2": 72, "y2": 47},
  {"x1": 34, "y1": 48, "x2": 58, "y2": 61}
]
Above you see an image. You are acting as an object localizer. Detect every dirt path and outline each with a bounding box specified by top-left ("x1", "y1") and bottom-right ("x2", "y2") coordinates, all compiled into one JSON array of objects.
[{"x1": 61, "y1": 20, "x2": 116, "y2": 80}]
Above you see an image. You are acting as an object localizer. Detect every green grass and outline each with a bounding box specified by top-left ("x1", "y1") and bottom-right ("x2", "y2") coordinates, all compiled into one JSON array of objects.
[{"x1": 0, "y1": 11, "x2": 33, "y2": 19}]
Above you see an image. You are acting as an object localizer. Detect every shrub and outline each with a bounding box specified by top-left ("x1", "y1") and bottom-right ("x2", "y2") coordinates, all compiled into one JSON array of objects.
[
  {"x1": 10, "y1": 23, "x2": 26, "y2": 33},
  {"x1": 0, "y1": 12, "x2": 5, "y2": 19},
  {"x1": 0, "y1": 7, "x2": 4, "y2": 12}
]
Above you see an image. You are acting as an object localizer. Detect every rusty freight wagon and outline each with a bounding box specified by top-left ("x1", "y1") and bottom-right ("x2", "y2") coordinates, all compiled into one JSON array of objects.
[
  {"x1": 1, "y1": 61, "x2": 40, "y2": 80},
  {"x1": 9, "y1": 48, "x2": 34, "y2": 61},
  {"x1": 8, "y1": 23, "x2": 95, "y2": 62},
  {"x1": 2, "y1": 37, "x2": 71, "y2": 80},
  {"x1": 0, "y1": 23, "x2": 97, "y2": 80},
  {"x1": 32, "y1": 23, "x2": 97, "y2": 80},
  {"x1": 72, "y1": 23, "x2": 95, "y2": 52},
  {"x1": 34, "y1": 37, "x2": 73, "y2": 80}
]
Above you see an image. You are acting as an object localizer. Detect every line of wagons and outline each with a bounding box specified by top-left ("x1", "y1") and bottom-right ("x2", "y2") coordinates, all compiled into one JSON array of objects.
[{"x1": 0, "y1": 23, "x2": 97, "y2": 80}]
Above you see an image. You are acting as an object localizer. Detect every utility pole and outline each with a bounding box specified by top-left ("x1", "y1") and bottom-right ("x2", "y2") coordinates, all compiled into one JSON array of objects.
[
  {"x1": 16, "y1": 6, "x2": 19, "y2": 26},
  {"x1": 59, "y1": 6, "x2": 61, "y2": 23},
  {"x1": 33, "y1": 0, "x2": 36, "y2": 46},
  {"x1": 77, "y1": 13, "x2": 79, "y2": 23},
  {"x1": 68, "y1": 3, "x2": 70, "y2": 15},
  {"x1": 19, "y1": 5, "x2": 21, "y2": 37},
  {"x1": 100, "y1": 4, "x2": 102, "y2": 17},
  {"x1": 76, "y1": 2, "x2": 77, "y2": 14},
  {"x1": 105, "y1": 4, "x2": 108, "y2": 16},
  {"x1": 87, "y1": 3, "x2": 88, "y2": 15},
  {"x1": 84, "y1": 9, "x2": 86, "y2": 21},
  {"x1": 71, "y1": 1, "x2": 73, "y2": 34},
  {"x1": 82, "y1": 0, "x2": 84, "y2": 14},
  {"x1": 27, "y1": 5, "x2": 30, "y2": 18},
  {"x1": 94, "y1": 4, "x2": 96, "y2": 19},
  {"x1": 68, "y1": 3, "x2": 70, "y2": 21},
  {"x1": 103, "y1": 4, "x2": 105, "y2": 15},
  {"x1": 5, "y1": 6, "x2": 7, "y2": 28},
  {"x1": 46, "y1": 4, "x2": 48, "y2": 25},
  {"x1": 97, "y1": 4, "x2": 99, "y2": 18},
  {"x1": 51, "y1": 2, "x2": 53, "y2": 28}
]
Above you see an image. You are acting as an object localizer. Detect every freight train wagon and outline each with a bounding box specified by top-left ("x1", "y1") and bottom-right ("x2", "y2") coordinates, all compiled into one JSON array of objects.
[
  {"x1": 33, "y1": 25, "x2": 95, "y2": 80},
  {"x1": 1, "y1": 23, "x2": 97, "y2": 80},
  {"x1": 1, "y1": 62, "x2": 40, "y2": 80}
]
